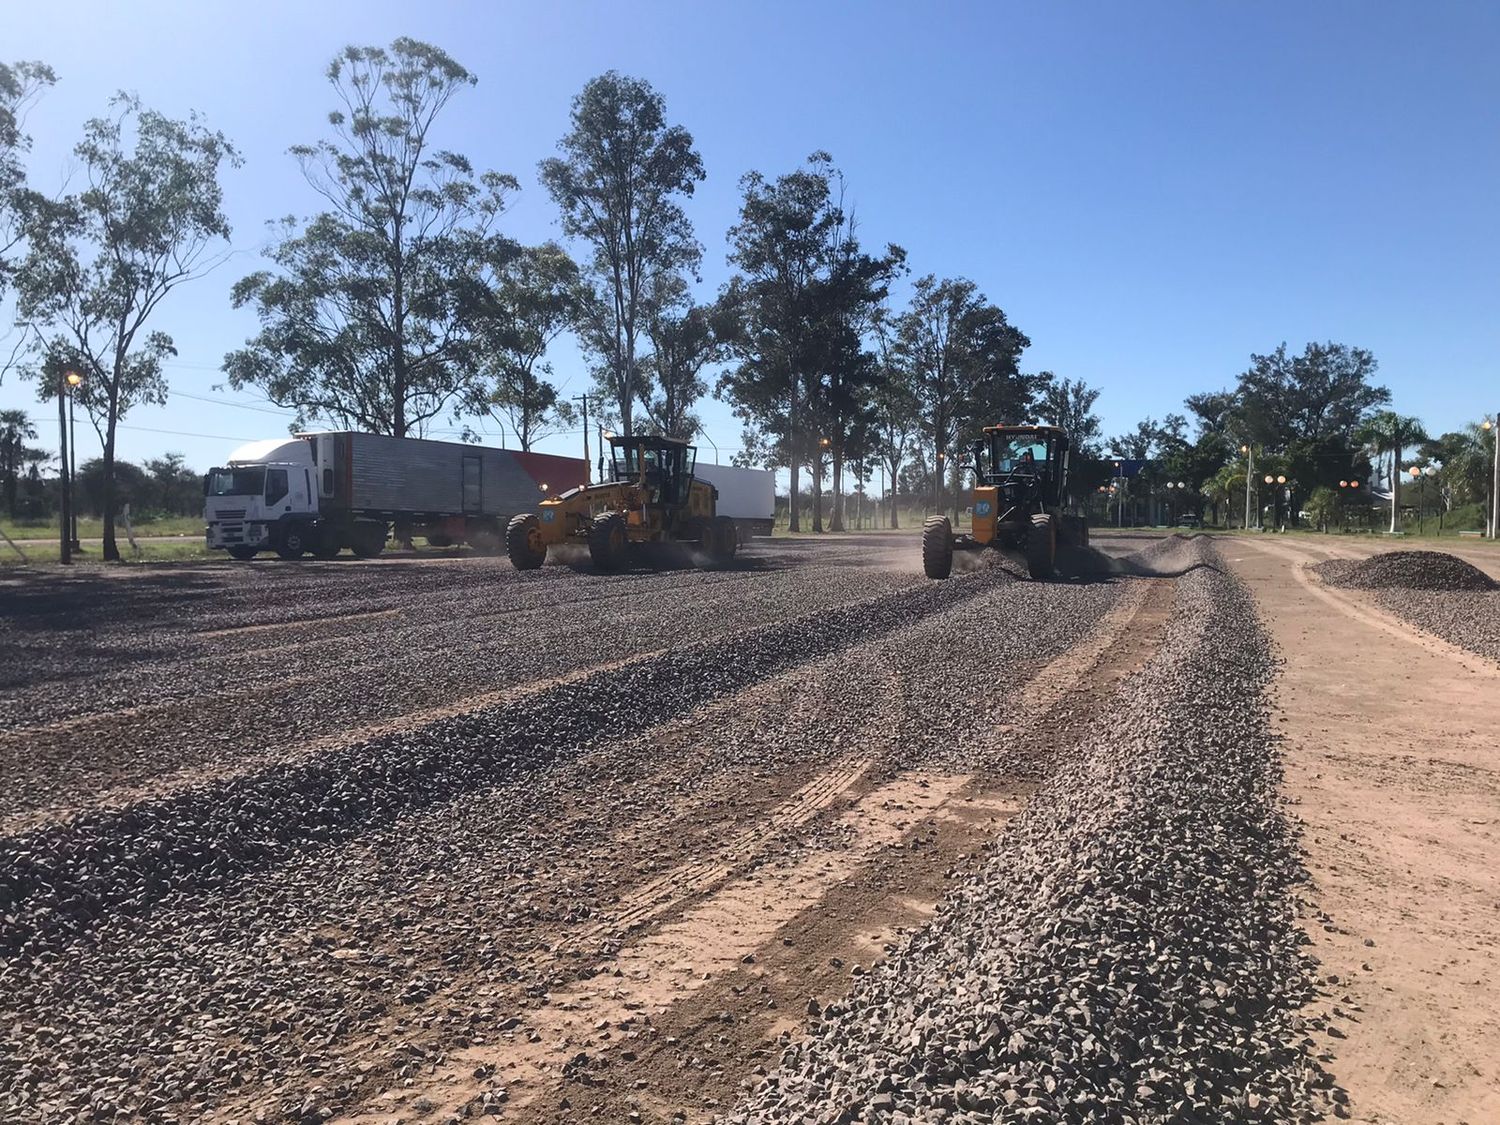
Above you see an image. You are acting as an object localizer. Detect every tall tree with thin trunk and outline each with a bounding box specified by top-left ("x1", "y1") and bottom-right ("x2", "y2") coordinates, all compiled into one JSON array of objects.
[
  {"x1": 227, "y1": 39, "x2": 515, "y2": 436},
  {"x1": 18, "y1": 94, "x2": 238, "y2": 560},
  {"x1": 467, "y1": 240, "x2": 583, "y2": 451},
  {"x1": 639, "y1": 270, "x2": 718, "y2": 440},
  {"x1": 540, "y1": 72, "x2": 704, "y2": 437},
  {"x1": 896, "y1": 275, "x2": 1030, "y2": 516},
  {"x1": 1038, "y1": 375, "x2": 1103, "y2": 455},
  {"x1": 1, "y1": 59, "x2": 57, "y2": 382},
  {"x1": 870, "y1": 309, "x2": 918, "y2": 528},
  {"x1": 1357, "y1": 410, "x2": 1429, "y2": 534}
]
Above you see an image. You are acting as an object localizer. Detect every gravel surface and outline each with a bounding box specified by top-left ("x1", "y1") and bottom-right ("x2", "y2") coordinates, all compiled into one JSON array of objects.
[
  {"x1": 1313, "y1": 549, "x2": 1498, "y2": 592},
  {"x1": 1, "y1": 534, "x2": 1337, "y2": 1124},
  {"x1": 0, "y1": 544, "x2": 929, "y2": 822},
  {"x1": 0, "y1": 537, "x2": 1130, "y2": 1123},
  {"x1": 728, "y1": 537, "x2": 1331, "y2": 1124}
]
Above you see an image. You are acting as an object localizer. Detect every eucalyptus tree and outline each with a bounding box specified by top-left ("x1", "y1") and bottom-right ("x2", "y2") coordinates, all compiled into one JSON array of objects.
[
  {"x1": 227, "y1": 38, "x2": 515, "y2": 437},
  {"x1": 467, "y1": 240, "x2": 584, "y2": 451},
  {"x1": 540, "y1": 72, "x2": 704, "y2": 437},
  {"x1": 1, "y1": 59, "x2": 57, "y2": 380},
  {"x1": 18, "y1": 95, "x2": 238, "y2": 559},
  {"x1": 895, "y1": 275, "x2": 1030, "y2": 515},
  {"x1": 1038, "y1": 376, "x2": 1102, "y2": 455},
  {"x1": 639, "y1": 270, "x2": 718, "y2": 440}
]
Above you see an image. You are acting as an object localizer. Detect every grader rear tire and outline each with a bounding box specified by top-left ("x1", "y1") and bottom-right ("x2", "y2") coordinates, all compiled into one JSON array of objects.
[
  {"x1": 506, "y1": 513, "x2": 547, "y2": 571},
  {"x1": 1027, "y1": 513, "x2": 1057, "y2": 580},
  {"x1": 588, "y1": 512, "x2": 628, "y2": 572},
  {"x1": 922, "y1": 515, "x2": 954, "y2": 579}
]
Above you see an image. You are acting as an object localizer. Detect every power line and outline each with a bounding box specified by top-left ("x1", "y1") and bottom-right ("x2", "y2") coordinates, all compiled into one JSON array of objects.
[
  {"x1": 114, "y1": 423, "x2": 258, "y2": 442},
  {"x1": 171, "y1": 389, "x2": 299, "y2": 416}
]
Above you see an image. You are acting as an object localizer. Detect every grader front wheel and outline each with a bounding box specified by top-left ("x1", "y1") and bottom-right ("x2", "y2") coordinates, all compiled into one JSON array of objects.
[
  {"x1": 1027, "y1": 513, "x2": 1057, "y2": 580},
  {"x1": 589, "y1": 512, "x2": 629, "y2": 571},
  {"x1": 922, "y1": 515, "x2": 954, "y2": 579},
  {"x1": 506, "y1": 513, "x2": 547, "y2": 571}
]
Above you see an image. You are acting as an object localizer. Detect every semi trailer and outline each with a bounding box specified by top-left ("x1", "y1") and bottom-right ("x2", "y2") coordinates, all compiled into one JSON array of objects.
[
  {"x1": 204, "y1": 431, "x2": 587, "y2": 559},
  {"x1": 695, "y1": 464, "x2": 776, "y2": 542}
]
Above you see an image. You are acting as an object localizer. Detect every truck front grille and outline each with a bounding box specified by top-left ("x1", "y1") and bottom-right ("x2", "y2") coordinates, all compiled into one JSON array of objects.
[{"x1": 215, "y1": 509, "x2": 247, "y2": 520}]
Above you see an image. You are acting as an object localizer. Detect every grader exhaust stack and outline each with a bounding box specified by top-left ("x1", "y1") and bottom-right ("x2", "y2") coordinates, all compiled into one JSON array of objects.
[{"x1": 923, "y1": 424, "x2": 1089, "y2": 580}]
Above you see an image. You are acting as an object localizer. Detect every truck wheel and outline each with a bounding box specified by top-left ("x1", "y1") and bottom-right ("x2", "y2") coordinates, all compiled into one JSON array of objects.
[
  {"x1": 227, "y1": 546, "x2": 258, "y2": 561},
  {"x1": 276, "y1": 527, "x2": 308, "y2": 560},
  {"x1": 588, "y1": 512, "x2": 628, "y2": 572},
  {"x1": 351, "y1": 523, "x2": 386, "y2": 559},
  {"x1": 922, "y1": 515, "x2": 953, "y2": 579},
  {"x1": 705, "y1": 515, "x2": 738, "y2": 565},
  {"x1": 506, "y1": 513, "x2": 547, "y2": 570},
  {"x1": 1027, "y1": 513, "x2": 1057, "y2": 580}
]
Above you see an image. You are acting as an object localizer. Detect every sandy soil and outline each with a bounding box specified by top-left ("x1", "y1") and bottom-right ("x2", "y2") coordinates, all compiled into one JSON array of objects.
[{"x1": 1226, "y1": 537, "x2": 1500, "y2": 1125}]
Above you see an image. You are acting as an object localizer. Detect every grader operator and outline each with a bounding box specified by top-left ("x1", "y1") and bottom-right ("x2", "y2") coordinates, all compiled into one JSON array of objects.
[
  {"x1": 922, "y1": 424, "x2": 1088, "y2": 580},
  {"x1": 505, "y1": 434, "x2": 739, "y2": 572}
]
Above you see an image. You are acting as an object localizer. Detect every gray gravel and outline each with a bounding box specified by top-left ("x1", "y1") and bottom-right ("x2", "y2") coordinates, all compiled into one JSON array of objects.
[
  {"x1": 1313, "y1": 549, "x2": 1497, "y2": 592},
  {"x1": 1313, "y1": 549, "x2": 1500, "y2": 667},
  {"x1": 0, "y1": 543, "x2": 926, "y2": 821},
  {"x1": 1, "y1": 538, "x2": 1127, "y2": 1123},
  {"x1": 727, "y1": 537, "x2": 1332, "y2": 1124}
]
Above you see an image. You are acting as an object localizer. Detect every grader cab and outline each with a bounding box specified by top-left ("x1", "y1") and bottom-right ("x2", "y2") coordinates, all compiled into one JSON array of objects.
[
  {"x1": 505, "y1": 434, "x2": 740, "y2": 572},
  {"x1": 922, "y1": 424, "x2": 1089, "y2": 580}
]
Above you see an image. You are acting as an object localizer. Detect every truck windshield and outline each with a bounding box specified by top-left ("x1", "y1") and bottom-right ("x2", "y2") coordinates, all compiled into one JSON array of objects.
[{"x1": 208, "y1": 467, "x2": 265, "y2": 497}]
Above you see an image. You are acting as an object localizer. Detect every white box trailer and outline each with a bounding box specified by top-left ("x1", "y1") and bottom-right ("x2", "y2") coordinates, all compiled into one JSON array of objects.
[
  {"x1": 696, "y1": 464, "x2": 775, "y2": 540},
  {"x1": 204, "y1": 431, "x2": 587, "y2": 560}
]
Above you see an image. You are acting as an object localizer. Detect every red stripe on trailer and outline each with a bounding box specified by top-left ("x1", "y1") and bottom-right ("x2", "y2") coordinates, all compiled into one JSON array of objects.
[{"x1": 511, "y1": 450, "x2": 588, "y2": 490}]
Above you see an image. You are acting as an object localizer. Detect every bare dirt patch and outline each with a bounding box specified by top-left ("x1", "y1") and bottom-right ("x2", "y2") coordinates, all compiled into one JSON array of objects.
[{"x1": 1230, "y1": 537, "x2": 1500, "y2": 1125}]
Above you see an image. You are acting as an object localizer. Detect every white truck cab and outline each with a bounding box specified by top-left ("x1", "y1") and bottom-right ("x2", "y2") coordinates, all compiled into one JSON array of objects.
[{"x1": 204, "y1": 438, "x2": 319, "y2": 559}]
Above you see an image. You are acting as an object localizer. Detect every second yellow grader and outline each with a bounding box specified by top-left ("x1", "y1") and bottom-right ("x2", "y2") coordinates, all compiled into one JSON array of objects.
[{"x1": 506, "y1": 433, "x2": 740, "y2": 572}]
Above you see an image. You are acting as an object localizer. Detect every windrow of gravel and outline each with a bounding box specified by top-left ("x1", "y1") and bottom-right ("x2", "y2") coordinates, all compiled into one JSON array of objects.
[
  {"x1": 0, "y1": 565, "x2": 1003, "y2": 959},
  {"x1": 1313, "y1": 549, "x2": 1498, "y2": 592},
  {"x1": 729, "y1": 537, "x2": 1329, "y2": 1124}
]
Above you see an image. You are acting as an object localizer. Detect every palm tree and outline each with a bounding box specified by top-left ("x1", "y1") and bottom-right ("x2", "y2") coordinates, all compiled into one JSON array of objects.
[{"x1": 1357, "y1": 411, "x2": 1429, "y2": 534}]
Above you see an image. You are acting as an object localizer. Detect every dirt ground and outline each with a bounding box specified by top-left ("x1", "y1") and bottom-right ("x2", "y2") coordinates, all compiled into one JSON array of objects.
[{"x1": 1225, "y1": 536, "x2": 1500, "y2": 1125}]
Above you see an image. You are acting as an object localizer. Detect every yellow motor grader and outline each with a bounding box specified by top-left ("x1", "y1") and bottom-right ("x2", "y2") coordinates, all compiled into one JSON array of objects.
[
  {"x1": 505, "y1": 434, "x2": 739, "y2": 571},
  {"x1": 923, "y1": 424, "x2": 1088, "y2": 580}
]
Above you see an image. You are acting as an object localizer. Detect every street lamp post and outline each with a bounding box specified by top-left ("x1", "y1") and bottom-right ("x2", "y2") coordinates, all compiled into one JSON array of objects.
[
  {"x1": 66, "y1": 370, "x2": 83, "y2": 552},
  {"x1": 56, "y1": 369, "x2": 80, "y2": 565},
  {"x1": 1241, "y1": 445, "x2": 1254, "y2": 530},
  {"x1": 1484, "y1": 417, "x2": 1498, "y2": 538}
]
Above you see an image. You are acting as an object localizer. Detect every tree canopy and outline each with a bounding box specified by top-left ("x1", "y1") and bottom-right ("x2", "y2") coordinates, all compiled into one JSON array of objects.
[{"x1": 226, "y1": 38, "x2": 516, "y2": 437}]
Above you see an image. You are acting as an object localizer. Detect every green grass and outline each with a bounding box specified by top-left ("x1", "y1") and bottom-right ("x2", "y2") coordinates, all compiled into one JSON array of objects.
[
  {"x1": 0, "y1": 514, "x2": 204, "y2": 540},
  {"x1": 0, "y1": 539, "x2": 218, "y2": 567}
]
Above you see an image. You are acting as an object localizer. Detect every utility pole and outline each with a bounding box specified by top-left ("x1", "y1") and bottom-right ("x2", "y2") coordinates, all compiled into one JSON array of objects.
[
  {"x1": 574, "y1": 394, "x2": 590, "y2": 484},
  {"x1": 56, "y1": 370, "x2": 71, "y2": 565}
]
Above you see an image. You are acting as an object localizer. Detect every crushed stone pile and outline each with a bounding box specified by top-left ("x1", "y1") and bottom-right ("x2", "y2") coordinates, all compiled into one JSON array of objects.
[
  {"x1": 1315, "y1": 550, "x2": 1497, "y2": 592},
  {"x1": 726, "y1": 538, "x2": 1332, "y2": 1124}
]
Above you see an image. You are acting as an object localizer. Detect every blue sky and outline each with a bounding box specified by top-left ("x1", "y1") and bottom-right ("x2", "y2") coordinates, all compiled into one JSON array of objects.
[{"x1": 3, "y1": 0, "x2": 1496, "y2": 472}]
